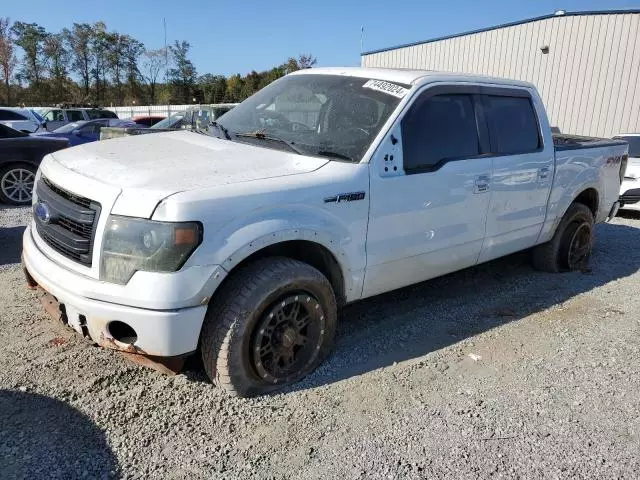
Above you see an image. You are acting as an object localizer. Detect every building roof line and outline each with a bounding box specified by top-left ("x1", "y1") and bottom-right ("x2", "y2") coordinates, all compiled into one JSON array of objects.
[{"x1": 361, "y1": 9, "x2": 640, "y2": 56}]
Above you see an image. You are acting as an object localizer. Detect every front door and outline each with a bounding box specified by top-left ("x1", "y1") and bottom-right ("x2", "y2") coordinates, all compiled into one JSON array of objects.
[
  {"x1": 477, "y1": 91, "x2": 554, "y2": 263},
  {"x1": 364, "y1": 87, "x2": 493, "y2": 298}
]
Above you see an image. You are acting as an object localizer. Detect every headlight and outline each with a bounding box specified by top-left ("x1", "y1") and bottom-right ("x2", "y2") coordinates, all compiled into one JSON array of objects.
[{"x1": 100, "y1": 215, "x2": 202, "y2": 284}]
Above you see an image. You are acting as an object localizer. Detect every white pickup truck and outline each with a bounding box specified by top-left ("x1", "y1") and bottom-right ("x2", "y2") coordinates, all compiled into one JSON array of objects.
[
  {"x1": 616, "y1": 134, "x2": 640, "y2": 210},
  {"x1": 22, "y1": 68, "x2": 627, "y2": 397}
]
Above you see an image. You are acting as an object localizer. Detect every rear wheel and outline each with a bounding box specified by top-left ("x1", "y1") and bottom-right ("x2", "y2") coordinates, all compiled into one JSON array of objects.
[
  {"x1": 0, "y1": 163, "x2": 37, "y2": 206},
  {"x1": 200, "y1": 257, "x2": 337, "y2": 397},
  {"x1": 532, "y1": 202, "x2": 594, "y2": 272}
]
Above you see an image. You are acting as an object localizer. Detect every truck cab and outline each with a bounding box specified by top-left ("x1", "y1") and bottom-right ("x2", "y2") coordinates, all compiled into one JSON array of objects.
[{"x1": 22, "y1": 68, "x2": 626, "y2": 396}]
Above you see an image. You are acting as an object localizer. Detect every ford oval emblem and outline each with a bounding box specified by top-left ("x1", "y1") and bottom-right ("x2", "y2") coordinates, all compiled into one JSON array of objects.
[{"x1": 34, "y1": 201, "x2": 51, "y2": 224}]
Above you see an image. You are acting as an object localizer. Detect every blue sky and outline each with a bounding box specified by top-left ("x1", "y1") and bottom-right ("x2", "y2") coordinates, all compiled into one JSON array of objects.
[{"x1": 3, "y1": 0, "x2": 638, "y2": 77}]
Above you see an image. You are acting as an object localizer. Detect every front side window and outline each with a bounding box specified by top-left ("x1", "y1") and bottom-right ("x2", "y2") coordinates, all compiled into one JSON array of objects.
[
  {"x1": 214, "y1": 74, "x2": 406, "y2": 162},
  {"x1": 402, "y1": 94, "x2": 480, "y2": 172},
  {"x1": 484, "y1": 95, "x2": 540, "y2": 154},
  {"x1": 44, "y1": 109, "x2": 64, "y2": 122}
]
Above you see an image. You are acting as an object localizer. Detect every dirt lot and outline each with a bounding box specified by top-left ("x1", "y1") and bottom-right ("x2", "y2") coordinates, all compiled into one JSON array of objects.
[{"x1": 1, "y1": 204, "x2": 640, "y2": 479}]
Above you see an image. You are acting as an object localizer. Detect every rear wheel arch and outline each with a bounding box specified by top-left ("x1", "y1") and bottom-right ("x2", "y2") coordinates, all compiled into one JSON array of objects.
[{"x1": 573, "y1": 187, "x2": 599, "y2": 218}]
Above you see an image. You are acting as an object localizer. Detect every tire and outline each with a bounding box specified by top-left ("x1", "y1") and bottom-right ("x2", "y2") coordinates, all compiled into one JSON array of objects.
[
  {"x1": 0, "y1": 163, "x2": 37, "y2": 206},
  {"x1": 200, "y1": 257, "x2": 338, "y2": 397},
  {"x1": 532, "y1": 202, "x2": 594, "y2": 272}
]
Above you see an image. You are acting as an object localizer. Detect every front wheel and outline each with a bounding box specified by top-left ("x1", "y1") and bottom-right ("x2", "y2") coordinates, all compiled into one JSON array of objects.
[
  {"x1": 200, "y1": 257, "x2": 337, "y2": 397},
  {"x1": 532, "y1": 202, "x2": 594, "y2": 272},
  {"x1": 0, "y1": 163, "x2": 37, "y2": 206}
]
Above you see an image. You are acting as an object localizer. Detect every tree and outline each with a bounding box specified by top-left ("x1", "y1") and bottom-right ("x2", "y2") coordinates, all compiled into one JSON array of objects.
[
  {"x1": 282, "y1": 54, "x2": 317, "y2": 75},
  {"x1": 198, "y1": 74, "x2": 227, "y2": 104},
  {"x1": 43, "y1": 32, "x2": 69, "y2": 102},
  {"x1": 11, "y1": 22, "x2": 47, "y2": 87},
  {"x1": 123, "y1": 36, "x2": 144, "y2": 101},
  {"x1": 66, "y1": 23, "x2": 93, "y2": 100},
  {"x1": 141, "y1": 47, "x2": 166, "y2": 104},
  {"x1": 168, "y1": 40, "x2": 196, "y2": 103},
  {"x1": 0, "y1": 17, "x2": 16, "y2": 105},
  {"x1": 225, "y1": 74, "x2": 243, "y2": 103},
  {"x1": 90, "y1": 22, "x2": 108, "y2": 102}
]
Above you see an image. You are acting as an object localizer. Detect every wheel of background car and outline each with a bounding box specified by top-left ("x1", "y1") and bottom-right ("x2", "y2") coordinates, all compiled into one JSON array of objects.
[
  {"x1": 200, "y1": 257, "x2": 337, "y2": 397},
  {"x1": 0, "y1": 163, "x2": 37, "y2": 206}
]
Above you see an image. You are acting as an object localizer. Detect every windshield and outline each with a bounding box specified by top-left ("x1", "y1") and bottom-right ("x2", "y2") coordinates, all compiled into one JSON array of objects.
[
  {"x1": 212, "y1": 74, "x2": 408, "y2": 162},
  {"x1": 614, "y1": 136, "x2": 640, "y2": 157},
  {"x1": 53, "y1": 122, "x2": 84, "y2": 133},
  {"x1": 151, "y1": 112, "x2": 185, "y2": 129}
]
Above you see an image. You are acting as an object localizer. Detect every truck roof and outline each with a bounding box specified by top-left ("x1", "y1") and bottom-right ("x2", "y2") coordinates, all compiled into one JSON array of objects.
[{"x1": 292, "y1": 67, "x2": 535, "y2": 89}]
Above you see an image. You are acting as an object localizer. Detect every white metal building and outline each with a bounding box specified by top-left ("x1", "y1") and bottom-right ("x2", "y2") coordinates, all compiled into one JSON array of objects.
[{"x1": 361, "y1": 10, "x2": 640, "y2": 138}]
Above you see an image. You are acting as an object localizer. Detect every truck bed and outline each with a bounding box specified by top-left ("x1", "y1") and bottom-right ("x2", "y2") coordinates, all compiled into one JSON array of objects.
[{"x1": 553, "y1": 133, "x2": 628, "y2": 151}]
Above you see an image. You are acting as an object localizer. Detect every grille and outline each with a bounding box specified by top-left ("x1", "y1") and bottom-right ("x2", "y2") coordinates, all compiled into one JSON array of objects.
[
  {"x1": 34, "y1": 177, "x2": 101, "y2": 266},
  {"x1": 42, "y1": 177, "x2": 92, "y2": 208}
]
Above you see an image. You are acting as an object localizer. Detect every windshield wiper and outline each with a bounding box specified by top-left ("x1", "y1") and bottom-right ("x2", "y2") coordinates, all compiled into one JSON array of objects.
[
  {"x1": 210, "y1": 121, "x2": 231, "y2": 140},
  {"x1": 235, "y1": 130, "x2": 304, "y2": 155},
  {"x1": 316, "y1": 150, "x2": 353, "y2": 162}
]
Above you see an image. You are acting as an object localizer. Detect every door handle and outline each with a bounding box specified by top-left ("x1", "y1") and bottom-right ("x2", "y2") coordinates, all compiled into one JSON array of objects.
[
  {"x1": 474, "y1": 174, "x2": 490, "y2": 194},
  {"x1": 538, "y1": 166, "x2": 551, "y2": 181}
]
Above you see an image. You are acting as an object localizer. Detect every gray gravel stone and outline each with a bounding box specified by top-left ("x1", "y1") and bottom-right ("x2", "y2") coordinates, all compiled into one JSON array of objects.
[{"x1": 2, "y1": 205, "x2": 640, "y2": 478}]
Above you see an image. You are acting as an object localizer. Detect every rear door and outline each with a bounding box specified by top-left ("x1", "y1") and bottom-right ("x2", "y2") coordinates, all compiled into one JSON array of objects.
[
  {"x1": 478, "y1": 89, "x2": 554, "y2": 263},
  {"x1": 365, "y1": 85, "x2": 493, "y2": 297}
]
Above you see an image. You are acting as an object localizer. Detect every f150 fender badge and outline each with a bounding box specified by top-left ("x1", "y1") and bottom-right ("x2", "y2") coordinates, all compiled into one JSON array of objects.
[{"x1": 324, "y1": 192, "x2": 366, "y2": 203}]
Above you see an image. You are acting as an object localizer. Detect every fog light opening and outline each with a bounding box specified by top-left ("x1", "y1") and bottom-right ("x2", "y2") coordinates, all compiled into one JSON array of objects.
[{"x1": 108, "y1": 321, "x2": 138, "y2": 345}]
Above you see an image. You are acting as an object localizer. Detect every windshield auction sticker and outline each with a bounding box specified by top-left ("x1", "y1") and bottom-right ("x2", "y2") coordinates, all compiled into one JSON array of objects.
[{"x1": 363, "y1": 79, "x2": 409, "y2": 98}]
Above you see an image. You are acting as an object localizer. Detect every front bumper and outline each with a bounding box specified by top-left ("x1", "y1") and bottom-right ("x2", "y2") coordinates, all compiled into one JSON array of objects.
[{"x1": 23, "y1": 225, "x2": 210, "y2": 358}]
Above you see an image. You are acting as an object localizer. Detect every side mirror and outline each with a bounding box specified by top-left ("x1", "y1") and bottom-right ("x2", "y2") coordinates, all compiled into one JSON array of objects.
[{"x1": 72, "y1": 129, "x2": 82, "y2": 136}]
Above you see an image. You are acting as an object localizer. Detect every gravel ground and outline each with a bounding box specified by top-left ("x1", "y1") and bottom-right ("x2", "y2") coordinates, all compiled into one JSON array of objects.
[{"x1": 1, "y1": 204, "x2": 640, "y2": 479}]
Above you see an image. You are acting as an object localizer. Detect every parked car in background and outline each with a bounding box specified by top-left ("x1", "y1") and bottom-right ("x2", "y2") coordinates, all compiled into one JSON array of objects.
[
  {"x1": 100, "y1": 105, "x2": 237, "y2": 140},
  {"x1": 33, "y1": 119, "x2": 139, "y2": 146},
  {"x1": 40, "y1": 108, "x2": 119, "y2": 131},
  {"x1": 616, "y1": 133, "x2": 640, "y2": 211},
  {"x1": 149, "y1": 111, "x2": 186, "y2": 130},
  {"x1": 0, "y1": 124, "x2": 68, "y2": 205},
  {"x1": 0, "y1": 107, "x2": 44, "y2": 133},
  {"x1": 131, "y1": 115, "x2": 166, "y2": 127},
  {"x1": 22, "y1": 68, "x2": 627, "y2": 396}
]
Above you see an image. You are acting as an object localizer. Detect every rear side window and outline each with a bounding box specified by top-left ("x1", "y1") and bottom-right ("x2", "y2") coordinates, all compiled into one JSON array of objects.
[
  {"x1": 484, "y1": 96, "x2": 540, "y2": 154},
  {"x1": 0, "y1": 109, "x2": 28, "y2": 121},
  {"x1": 99, "y1": 110, "x2": 118, "y2": 119},
  {"x1": 86, "y1": 109, "x2": 117, "y2": 120},
  {"x1": 402, "y1": 94, "x2": 480, "y2": 172},
  {"x1": 67, "y1": 110, "x2": 84, "y2": 122}
]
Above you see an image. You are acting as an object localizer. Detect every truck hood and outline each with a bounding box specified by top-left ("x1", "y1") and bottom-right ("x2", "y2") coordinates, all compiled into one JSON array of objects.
[{"x1": 47, "y1": 131, "x2": 329, "y2": 217}]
